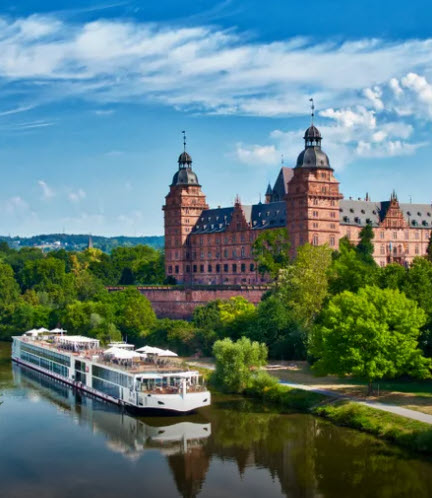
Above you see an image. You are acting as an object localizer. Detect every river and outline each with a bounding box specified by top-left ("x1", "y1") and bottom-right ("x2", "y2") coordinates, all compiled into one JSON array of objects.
[{"x1": 1, "y1": 342, "x2": 432, "y2": 497}]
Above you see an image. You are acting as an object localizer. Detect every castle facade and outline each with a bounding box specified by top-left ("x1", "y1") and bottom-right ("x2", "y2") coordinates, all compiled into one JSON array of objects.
[{"x1": 163, "y1": 123, "x2": 432, "y2": 285}]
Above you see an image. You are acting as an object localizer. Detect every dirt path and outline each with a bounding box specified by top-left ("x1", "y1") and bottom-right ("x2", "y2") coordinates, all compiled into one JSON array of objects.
[{"x1": 281, "y1": 381, "x2": 432, "y2": 425}]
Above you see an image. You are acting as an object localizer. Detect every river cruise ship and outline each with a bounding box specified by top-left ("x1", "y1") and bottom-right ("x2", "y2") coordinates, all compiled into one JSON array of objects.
[{"x1": 12, "y1": 329, "x2": 210, "y2": 414}]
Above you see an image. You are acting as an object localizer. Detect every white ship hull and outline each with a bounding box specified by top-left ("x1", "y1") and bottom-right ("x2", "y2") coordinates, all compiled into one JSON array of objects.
[{"x1": 12, "y1": 337, "x2": 211, "y2": 414}]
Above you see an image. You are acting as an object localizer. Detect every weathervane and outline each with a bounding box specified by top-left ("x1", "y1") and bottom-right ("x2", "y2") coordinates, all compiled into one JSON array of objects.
[
  {"x1": 309, "y1": 97, "x2": 315, "y2": 124},
  {"x1": 182, "y1": 130, "x2": 187, "y2": 152}
]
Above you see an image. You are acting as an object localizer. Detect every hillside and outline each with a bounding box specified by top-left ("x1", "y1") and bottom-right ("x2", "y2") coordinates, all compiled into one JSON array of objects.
[{"x1": 0, "y1": 234, "x2": 164, "y2": 252}]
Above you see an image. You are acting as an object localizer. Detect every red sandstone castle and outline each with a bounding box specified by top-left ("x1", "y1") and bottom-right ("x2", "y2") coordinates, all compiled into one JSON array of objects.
[{"x1": 163, "y1": 123, "x2": 432, "y2": 285}]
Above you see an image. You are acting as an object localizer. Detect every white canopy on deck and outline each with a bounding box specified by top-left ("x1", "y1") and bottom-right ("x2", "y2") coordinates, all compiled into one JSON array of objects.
[
  {"x1": 135, "y1": 346, "x2": 178, "y2": 357},
  {"x1": 104, "y1": 347, "x2": 141, "y2": 360}
]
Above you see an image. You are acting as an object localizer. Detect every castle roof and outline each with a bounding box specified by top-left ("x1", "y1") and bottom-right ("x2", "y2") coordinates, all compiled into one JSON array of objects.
[
  {"x1": 340, "y1": 199, "x2": 432, "y2": 229},
  {"x1": 190, "y1": 198, "x2": 432, "y2": 235},
  {"x1": 191, "y1": 201, "x2": 286, "y2": 234}
]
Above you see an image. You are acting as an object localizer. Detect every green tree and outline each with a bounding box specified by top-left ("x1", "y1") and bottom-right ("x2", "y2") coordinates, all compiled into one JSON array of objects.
[
  {"x1": 0, "y1": 262, "x2": 20, "y2": 306},
  {"x1": 329, "y1": 237, "x2": 379, "y2": 294},
  {"x1": 426, "y1": 234, "x2": 432, "y2": 262},
  {"x1": 107, "y1": 288, "x2": 156, "y2": 342},
  {"x1": 378, "y1": 262, "x2": 407, "y2": 290},
  {"x1": 311, "y1": 286, "x2": 431, "y2": 395},
  {"x1": 277, "y1": 243, "x2": 332, "y2": 328},
  {"x1": 252, "y1": 228, "x2": 291, "y2": 278},
  {"x1": 247, "y1": 295, "x2": 305, "y2": 360},
  {"x1": 212, "y1": 337, "x2": 268, "y2": 393},
  {"x1": 356, "y1": 223, "x2": 375, "y2": 264}
]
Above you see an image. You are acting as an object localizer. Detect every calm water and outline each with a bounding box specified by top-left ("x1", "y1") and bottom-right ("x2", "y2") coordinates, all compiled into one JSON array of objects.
[{"x1": 1, "y1": 343, "x2": 432, "y2": 498}]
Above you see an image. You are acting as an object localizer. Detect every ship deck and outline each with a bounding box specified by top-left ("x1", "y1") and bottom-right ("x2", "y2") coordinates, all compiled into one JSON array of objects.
[{"x1": 18, "y1": 337, "x2": 193, "y2": 376}]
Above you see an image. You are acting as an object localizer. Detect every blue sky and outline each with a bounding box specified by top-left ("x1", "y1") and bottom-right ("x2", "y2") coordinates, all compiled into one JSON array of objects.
[{"x1": 1, "y1": 0, "x2": 432, "y2": 236}]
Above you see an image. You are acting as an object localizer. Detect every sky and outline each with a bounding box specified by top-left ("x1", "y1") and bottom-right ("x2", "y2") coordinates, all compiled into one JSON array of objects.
[{"x1": 1, "y1": 0, "x2": 432, "y2": 236}]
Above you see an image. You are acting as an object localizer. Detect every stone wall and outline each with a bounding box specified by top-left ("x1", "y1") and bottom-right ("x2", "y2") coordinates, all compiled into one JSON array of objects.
[{"x1": 108, "y1": 285, "x2": 268, "y2": 319}]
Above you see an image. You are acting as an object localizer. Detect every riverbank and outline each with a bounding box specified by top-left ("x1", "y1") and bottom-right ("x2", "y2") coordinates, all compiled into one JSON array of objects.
[{"x1": 245, "y1": 382, "x2": 432, "y2": 456}]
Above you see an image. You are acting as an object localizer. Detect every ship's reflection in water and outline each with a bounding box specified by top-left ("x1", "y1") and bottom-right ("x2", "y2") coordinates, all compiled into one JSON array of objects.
[
  {"x1": 13, "y1": 365, "x2": 211, "y2": 497},
  {"x1": 5, "y1": 361, "x2": 432, "y2": 498}
]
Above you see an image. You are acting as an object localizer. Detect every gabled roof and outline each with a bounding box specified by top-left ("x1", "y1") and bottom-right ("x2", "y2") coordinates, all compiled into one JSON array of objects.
[
  {"x1": 271, "y1": 167, "x2": 293, "y2": 201},
  {"x1": 191, "y1": 201, "x2": 286, "y2": 234},
  {"x1": 340, "y1": 199, "x2": 432, "y2": 228}
]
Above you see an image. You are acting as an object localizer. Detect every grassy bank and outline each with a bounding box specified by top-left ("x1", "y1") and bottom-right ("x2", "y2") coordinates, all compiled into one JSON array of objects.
[
  {"x1": 314, "y1": 401, "x2": 432, "y2": 455},
  {"x1": 245, "y1": 381, "x2": 432, "y2": 455}
]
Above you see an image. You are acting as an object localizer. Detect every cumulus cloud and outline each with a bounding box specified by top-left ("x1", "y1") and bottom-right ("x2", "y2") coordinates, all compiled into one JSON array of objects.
[
  {"x1": 235, "y1": 143, "x2": 279, "y2": 166},
  {"x1": 37, "y1": 180, "x2": 55, "y2": 200}
]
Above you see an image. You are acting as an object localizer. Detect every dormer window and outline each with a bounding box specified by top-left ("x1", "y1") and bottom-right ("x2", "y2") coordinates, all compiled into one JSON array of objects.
[
  {"x1": 350, "y1": 208, "x2": 354, "y2": 213},
  {"x1": 361, "y1": 209, "x2": 365, "y2": 214},
  {"x1": 407, "y1": 211, "x2": 411, "y2": 216}
]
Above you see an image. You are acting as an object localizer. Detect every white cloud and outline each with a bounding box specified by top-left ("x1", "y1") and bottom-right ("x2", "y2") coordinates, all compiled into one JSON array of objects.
[
  {"x1": 68, "y1": 188, "x2": 86, "y2": 202},
  {"x1": 4, "y1": 196, "x2": 29, "y2": 214},
  {"x1": 235, "y1": 143, "x2": 279, "y2": 166},
  {"x1": 2, "y1": 15, "x2": 432, "y2": 119},
  {"x1": 320, "y1": 106, "x2": 376, "y2": 129},
  {"x1": 38, "y1": 180, "x2": 55, "y2": 200}
]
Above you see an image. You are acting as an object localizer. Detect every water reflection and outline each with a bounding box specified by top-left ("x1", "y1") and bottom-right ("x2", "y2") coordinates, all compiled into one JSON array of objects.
[{"x1": 2, "y1": 347, "x2": 432, "y2": 498}]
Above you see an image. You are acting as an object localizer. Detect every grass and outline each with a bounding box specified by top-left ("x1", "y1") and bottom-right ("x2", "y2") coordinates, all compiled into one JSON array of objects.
[
  {"x1": 313, "y1": 401, "x2": 432, "y2": 455},
  {"x1": 272, "y1": 361, "x2": 432, "y2": 415}
]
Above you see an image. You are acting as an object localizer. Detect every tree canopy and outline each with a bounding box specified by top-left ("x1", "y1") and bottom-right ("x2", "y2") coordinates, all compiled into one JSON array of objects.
[
  {"x1": 311, "y1": 286, "x2": 431, "y2": 393},
  {"x1": 252, "y1": 228, "x2": 291, "y2": 279}
]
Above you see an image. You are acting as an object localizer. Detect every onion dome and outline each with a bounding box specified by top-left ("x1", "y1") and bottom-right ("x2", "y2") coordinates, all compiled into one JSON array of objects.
[
  {"x1": 296, "y1": 124, "x2": 331, "y2": 169},
  {"x1": 171, "y1": 149, "x2": 200, "y2": 186},
  {"x1": 178, "y1": 151, "x2": 192, "y2": 166}
]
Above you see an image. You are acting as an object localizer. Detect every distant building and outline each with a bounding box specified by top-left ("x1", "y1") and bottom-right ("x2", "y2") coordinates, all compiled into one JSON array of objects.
[{"x1": 163, "y1": 122, "x2": 432, "y2": 285}]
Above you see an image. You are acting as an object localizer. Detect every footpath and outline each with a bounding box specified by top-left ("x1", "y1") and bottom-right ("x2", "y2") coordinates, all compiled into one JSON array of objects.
[
  {"x1": 280, "y1": 381, "x2": 432, "y2": 425},
  {"x1": 188, "y1": 360, "x2": 432, "y2": 425}
]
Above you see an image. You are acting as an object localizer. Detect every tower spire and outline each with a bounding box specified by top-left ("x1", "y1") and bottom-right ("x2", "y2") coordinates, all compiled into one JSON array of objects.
[
  {"x1": 182, "y1": 130, "x2": 186, "y2": 152},
  {"x1": 309, "y1": 97, "x2": 315, "y2": 124}
]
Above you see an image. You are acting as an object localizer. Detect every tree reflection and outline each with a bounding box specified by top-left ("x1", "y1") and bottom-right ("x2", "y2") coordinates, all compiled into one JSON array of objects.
[{"x1": 9, "y1": 363, "x2": 432, "y2": 498}]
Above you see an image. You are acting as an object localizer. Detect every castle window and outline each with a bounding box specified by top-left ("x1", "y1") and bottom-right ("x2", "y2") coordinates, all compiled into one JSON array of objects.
[
  {"x1": 175, "y1": 266, "x2": 179, "y2": 274},
  {"x1": 313, "y1": 222, "x2": 318, "y2": 228},
  {"x1": 350, "y1": 208, "x2": 354, "y2": 213},
  {"x1": 415, "y1": 245, "x2": 420, "y2": 254},
  {"x1": 415, "y1": 231, "x2": 420, "y2": 239},
  {"x1": 186, "y1": 265, "x2": 190, "y2": 273},
  {"x1": 232, "y1": 264, "x2": 237, "y2": 273},
  {"x1": 322, "y1": 186, "x2": 326, "y2": 193},
  {"x1": 361, "y1": 209, "x2": 365, "y2": 214},
  {"x1": 232, "y1": 249, "x2": 237, "y2": 258},
  {"x1": 211, "y1": 224, "x2": 214, "y2": 229},
  {"x1": 423, "y1": 220, "x2": 428, "y2": 226},
  {"x1": 241, "y1": 247, "x2": 246, "y2": 258},
  {"x1": 312, "y1": 234, "x2": 319, "y2": 246},
  {"x1": 313, "y1": 211, "x2": 318, "y2": 217},
  {"x1": 168, "y1": 266, "x2": 172, "y2": 274},
  {"x1": 241, "y1": 263, "x2": 246, "y2": 272},
  {"x1": 200, "y1": 265, "x2": 204, "y2": 273},
  {"x1": 354, "y1": 217, "x2": 360, "y2": 224},
  {"x1": 208, "y1": 251, "x2": 212, "y2": 258},
  {"x1": 380, "y1": 231, "x2": 385, "y2": 239},
  {"x1": 193, "y1": 265, "x2": 197, "y2": 273},
  {"x1": 224, "y1": 264, "x2": 229, "y2": 272},
  {"x1": 330, "y1": 236, "x2": 335, "y2": 247},
  {"x1": 330, "y1": 212, "x2": 336, "y2": 218},
  {"x1": 216, "y1": 264, "x2": 220, "y2": 273},
  {"x1": 331, "y1": 200, "x2": 335, "y2": 206},
  {"x1": 330, "y1": 223, "x2": 336, "y2": 229},
  {"x1": 200, "y1": 251, "x2": 204, "y2": 259},
  {"x1": 224, "y1": 249, "x2": 228, "y2": 258},
  {"x1": 200, "y1": 238, "x2": 203, "y2": 246},
  {"x1": 208, "y1": 264, "x2": 212, "y2": 273},
  {"x1": 250, "y1": 263, "x2": 255, "y2": 272},
  {"x1": 380, "y1": 245, "x2": 385, "y2": 255},
  {"x1": 393, "y1": 232, "x2": 397, "y2": 239},
  {"x1": 313, "y1": 198, "x2": 318, "y2": 206}
]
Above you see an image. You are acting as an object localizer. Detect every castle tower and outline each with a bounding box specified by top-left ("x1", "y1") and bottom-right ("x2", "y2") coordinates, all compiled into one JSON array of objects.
[
  {"x1": 163, "y1": 137, "x2": 208, "y2": 283},
  {"x1": 286, "y1": 121, "x2": 342, "y2": 254}
]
